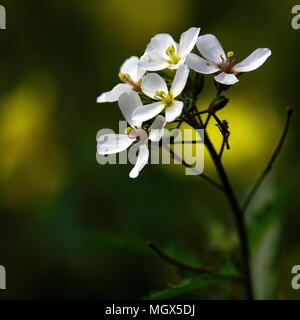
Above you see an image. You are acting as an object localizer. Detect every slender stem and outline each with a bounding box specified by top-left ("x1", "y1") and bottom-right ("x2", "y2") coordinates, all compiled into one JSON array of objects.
[
  {"x1": 203, "y1": 130, "x2": 253, "y2": 299},
  {"x1": 184, "y1": 110, "x2": 253, "y2": 299},
  {"x1": 243, "y1": 107, "x2": 293, "y2": 212},
  {"x1": 216, "y1": 88, "x2": 223, "y2": 96},
  {"x1": 193, "y1": 109, "x2": 210, "y2": 117},
  {"x1": 204, "y1": 114, "x2": 212, "y2": 128},
  {"x1": 166, "y1": 146, "x2": 224, "y2": 191},
  {"x1": 192, "y1": 108, "x2": 205, "y2": 127},
  {"x1": 147, "y1": 241, "x2": 214, "y2": 274},
  {"x1": 219, "y1": 137, "x2": 226, "y2": 158}
]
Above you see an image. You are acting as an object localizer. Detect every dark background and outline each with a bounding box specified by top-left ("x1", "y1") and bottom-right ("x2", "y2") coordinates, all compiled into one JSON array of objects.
[{"x1": 0, "y1": 0, "x2": 299, "y2": 299}]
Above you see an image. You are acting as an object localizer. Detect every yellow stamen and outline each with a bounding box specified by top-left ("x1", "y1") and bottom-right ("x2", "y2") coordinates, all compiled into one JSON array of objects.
[
  {"x1": 154, "y1": 91, "x2": 166, "y2": 100},
  {"x1": 119, "y1": 72, "x2": 141, "y2": 92},
  {"x1": 166, "y1": 45, "x2": 179, "y2": 65},
  {"x1": 227, "y1": 51, "x2": 234, "y2": 58},
  {"x1": 125, "y1": 127, "x2": 132, "y2": 134},
  {"x1": 155, "y1": 91, "x2": 173, "y2": 107},
  {"x1": 119, "y1": 72, "x2": 131, "y2": 82}
]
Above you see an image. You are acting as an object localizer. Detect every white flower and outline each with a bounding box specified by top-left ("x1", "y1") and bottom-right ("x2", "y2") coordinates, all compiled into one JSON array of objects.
[
  {"x1": 97, "y1": 56, "x2": 145, "y2": 103},
  {"x1": 97, "y1": 92, "x2": 165, "y2": 178},
  {"x1": 132, "y1": 64, "x2": 189, "y2": 124},
  {"x1": 138, "y1": 27, "x2": 200, "y2": 71},
  {"x1": 186, "y1": 34, "x2": 271, "y2": 85}
]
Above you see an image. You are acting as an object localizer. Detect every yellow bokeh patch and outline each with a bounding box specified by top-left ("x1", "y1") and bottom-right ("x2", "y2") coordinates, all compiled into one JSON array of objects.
[{"x1": 0, "y1": 75, "x2": 65, "y2": 210}]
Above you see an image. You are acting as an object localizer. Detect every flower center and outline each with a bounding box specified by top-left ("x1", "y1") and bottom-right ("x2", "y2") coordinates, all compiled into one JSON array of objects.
[
  {"x1": 166, "y1": 45, "x2": 179, "y2": 65},
  {"x1": 220, "y1": 51, "x2": 236, "y2": 73},
  {"x1": 126, "y1": 126, "x2": 148, "y2": 141},
  {"x1": 119, "y1": 72, "x2": 141, "y2": 91},
  {"x1": 154, "y1": 91, "x2": 173, "y2": 107}
]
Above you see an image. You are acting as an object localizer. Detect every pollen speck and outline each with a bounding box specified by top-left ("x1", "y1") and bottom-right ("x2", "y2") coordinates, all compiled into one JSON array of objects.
[{"x1": 206, "y1": 62, "x2": 210, "y2": 66}]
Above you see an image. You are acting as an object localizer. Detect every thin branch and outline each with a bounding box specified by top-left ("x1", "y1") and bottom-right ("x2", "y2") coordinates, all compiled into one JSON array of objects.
[
  {"x1": 192, "y1": 109, "x2": 210, "y2": 117},
  {"x1": 219, "y1": 137, "x2": 226, "y2": 159},
  {"x1": 186, "y1": 100, "x2": 253, "y2": 298},
  {"x1": 242, "y1": 107, "x2": 293, "y2": 212},
  {"x1": 204, "y1": 114, "x2": 212, "y2": 128},
  {"x1": 165, "y1": 146, "x2": 224, "y2": 191},
  {"x1": 147, "y1": 241, "x2": 214, "y2": 275},
  {"x1": 193, "y1": 109, "x2": 205, "y2": 128},
  {"x1": 185, "y1": 106, "x2": 253, "y2": 299}
]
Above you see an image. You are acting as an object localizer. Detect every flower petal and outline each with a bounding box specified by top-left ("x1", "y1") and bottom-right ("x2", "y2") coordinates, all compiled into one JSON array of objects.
[
  {"x1": 233, "y1": 48, "x2": 272, "y2": 73},
  {"x1": 146, "y1": 33, "x2": 177, "y2": 59},
  {"x1": 132, "y1": 101, "x2": 165, "y2": 123},
  {"x1": 141, "y1": 73, "x2": 168, "y2": 99},
  {"x1": 165, "y1": 100, "x2": 184, "y2": 122},
  {"x1": 178, "y1": 27, "x2": 201, "y2": 57},
  {"x1": 170, "y1": 64, "x2": 190, "y2": 97},
  {"x1": 118, "y1": 92, "x2": 143, "y2": 127},
  {"x1": 196, "y1": 34, "x2": 226, "y2": 65},
  {"x1": 97, "y1": 134, "x2": 134, "y2": 155},
  {"x1": 214, "y1": 72, "x2": 239, "y2": 85},
  {"x1": 129, "y1": 144, "x2": 149, "y2": 178},
  {"x1": 97, "y1": 83, "x2": 132, "y2": 103},
  {"x1": 138, "y1": 53, "x2": 169, "y2": 71},
  {"x1": 120, "y1": 56, "x2": 145, "y2": 82},
  {"x1": 149, "y1": 115, "x2": 166, "y2": 141},
  {"x1": 186, "y1": 53, "x2": 220, "y2": 74}
]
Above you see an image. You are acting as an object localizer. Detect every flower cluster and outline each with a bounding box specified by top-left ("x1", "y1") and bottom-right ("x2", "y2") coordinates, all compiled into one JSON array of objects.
[{"x1": 97, "y1": 27, "x2": 271, "y2": 178}]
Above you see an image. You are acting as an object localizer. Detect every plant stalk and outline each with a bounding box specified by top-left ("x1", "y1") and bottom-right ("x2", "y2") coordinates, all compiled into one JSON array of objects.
[
  {"x1": 203, "y1": 130, "x2": 253, "y2": 299},
  {"x1": 186, "y1": 113, "x2": 253, "y2": 299}
]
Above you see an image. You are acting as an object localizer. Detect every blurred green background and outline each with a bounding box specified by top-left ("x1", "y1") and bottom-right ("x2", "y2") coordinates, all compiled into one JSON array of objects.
[{"x1": 0, "y1": 0, "x2": 299, "y2": 299}]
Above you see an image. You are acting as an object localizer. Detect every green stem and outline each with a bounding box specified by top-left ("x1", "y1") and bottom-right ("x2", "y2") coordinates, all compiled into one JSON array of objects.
[
  {"x1": 165, "y1": 145, "x2": 224, "y2": 191},
  {"x1": 147, "y1": 241, "x2": 214, "y2": 275},
  {"x1": 219, "y1": 137, "x2": 226, "y2": 158},
  {"x1": 203, "y1": 130, "x2": 253, "y2": 299},
  {"x1": 185, "y1": 111, "x2": 253, "y2": 299}
]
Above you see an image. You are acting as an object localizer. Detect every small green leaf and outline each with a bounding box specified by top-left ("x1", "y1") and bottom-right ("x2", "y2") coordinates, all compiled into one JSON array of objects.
[{"x1": 144, "y1": 274, "x2": 240, "y2": 300}]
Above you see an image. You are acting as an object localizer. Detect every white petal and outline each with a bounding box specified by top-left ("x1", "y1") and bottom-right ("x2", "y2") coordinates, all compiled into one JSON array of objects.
[
  {"x1": 97, "y1": 134, "x2": 134, "y2": 155},
  {"x1": 196, "y1": 34, "x2": 226, "y2": 65},
  {"x1": 118, "y1": 92, "x2": 143, "y2": 127},
  {"x1": 170, "y1": 64, "x2": 190, "y2": 97},
  {"x1": 132, "y1": 101, "x2": 165, "y2": 123},
  {"x1": 138, "y1": 53, "x2": 169, "y2": 71},
  {"x1": 165, "y1": 100, "x2": 184, "y2": 122},
  {"x1": 149, "y1": 115, "x2": 166, "y2": 141},
  {"x1": 178, "y1": 27, "x2": 201, "y2": 57},
  {"x1": 214, "y1": 72, "x2": 239, "y2": 85},
  {"x1": 141, "y1": 73, "x2": 168, "y2": 99},
  {"x1": 97, "y1": 83, "x2": 132, "y2": 103},
  {"x1": 120, "y1": 56, "x2": 145, "y2": 82},
  {"x1": 129, "y1": 144, "x2": 149, "y2": 178},
  {"x1": 146, "y1": 33, "x2": 177, "y2": 59},
  {"x1": 186, "y1": 53, "x2": 220, "y2": 74},
  {"x1": 233, "y1": 48, "x2": 272, "y2": 73}
]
